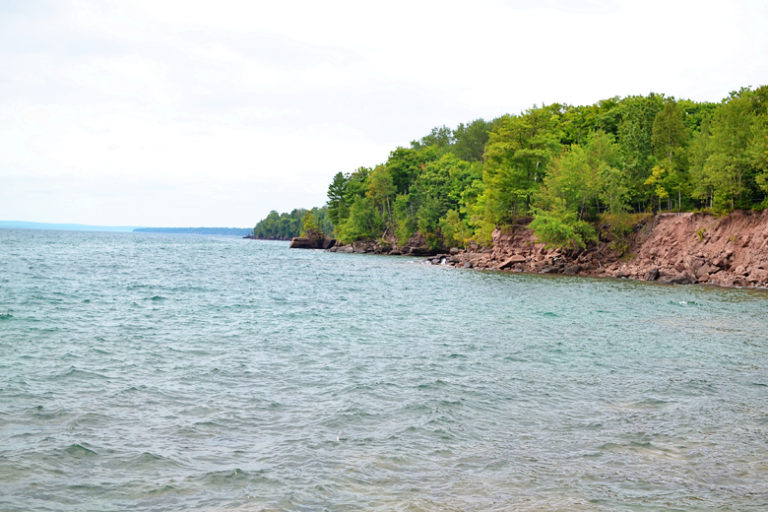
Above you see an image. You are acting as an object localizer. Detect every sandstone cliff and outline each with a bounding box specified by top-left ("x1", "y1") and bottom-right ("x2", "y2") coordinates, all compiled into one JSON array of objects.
[{"x1": 439, "y1": 210, "x2": 768, "y2": 288}]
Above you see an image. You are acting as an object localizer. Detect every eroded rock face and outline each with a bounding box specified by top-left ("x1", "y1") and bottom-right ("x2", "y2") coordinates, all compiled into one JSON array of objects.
[
  {"x1": 321, "y1": 211, "x2": 767, "y2": 288},
  {"x1": 329, "y1": 233, "x2": 439, "y2": 257},
  {"x1": 434, "y1": 210, "x2": 768, "y2": 288}
]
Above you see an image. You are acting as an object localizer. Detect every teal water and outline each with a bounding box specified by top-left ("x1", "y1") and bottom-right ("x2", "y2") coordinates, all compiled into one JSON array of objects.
[{"x1": 1, "y1": 229, "x2": 767, "y2": 511}]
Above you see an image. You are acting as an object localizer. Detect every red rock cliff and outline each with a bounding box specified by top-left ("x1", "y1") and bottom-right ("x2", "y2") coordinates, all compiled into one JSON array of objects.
[{"x1": 447, "y1": 210, "x2": 768, "y2": 288}]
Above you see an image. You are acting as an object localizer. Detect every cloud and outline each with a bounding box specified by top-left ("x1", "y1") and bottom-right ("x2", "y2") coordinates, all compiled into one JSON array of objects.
[{"x1": 1, "y1": 0, "x2": 766, "y2": 225}]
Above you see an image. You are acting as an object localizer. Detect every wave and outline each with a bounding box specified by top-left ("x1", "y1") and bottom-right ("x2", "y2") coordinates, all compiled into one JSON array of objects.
[{"x1": 64, "y1": 443, "x2": 99, "y2": 457}]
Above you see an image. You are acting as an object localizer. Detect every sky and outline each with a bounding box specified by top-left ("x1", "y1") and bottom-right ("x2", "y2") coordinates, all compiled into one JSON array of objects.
[{"x1": 1, "y1": 0, "x2": 767, "y2": 227}]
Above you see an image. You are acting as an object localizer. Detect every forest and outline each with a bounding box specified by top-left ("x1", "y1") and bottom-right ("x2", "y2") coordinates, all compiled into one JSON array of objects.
[
  {"x1": 252, "y1": 207, "x2": 332, "y2": 240},
  {"x1": 255, "y1": 86, "x2": 768, "y2": 250}
]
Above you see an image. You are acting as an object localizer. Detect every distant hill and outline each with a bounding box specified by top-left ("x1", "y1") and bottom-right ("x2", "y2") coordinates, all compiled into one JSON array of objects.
[
  {"x1": 133, "y1": 227, "x2": 252, "y2": 236},
  {"x1": 0, "y1": 221, "x2": 136, "y2": 232}
]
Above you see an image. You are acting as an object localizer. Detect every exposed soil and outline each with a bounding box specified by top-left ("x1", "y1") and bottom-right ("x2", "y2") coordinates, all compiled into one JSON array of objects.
[{"x1": 437, "y1": 210, "x2": 768, "y2": 288}]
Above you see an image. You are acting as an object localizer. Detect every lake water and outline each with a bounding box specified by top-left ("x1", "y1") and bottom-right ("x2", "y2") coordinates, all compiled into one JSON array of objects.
[{"x1": 1, "y1": 229, "x2": 767, "y2": 511}]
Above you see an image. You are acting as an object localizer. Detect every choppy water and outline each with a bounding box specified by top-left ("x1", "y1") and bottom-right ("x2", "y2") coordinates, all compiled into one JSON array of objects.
[{"x1": 1, "y1": 229, "x2": 768, "y2": 511}]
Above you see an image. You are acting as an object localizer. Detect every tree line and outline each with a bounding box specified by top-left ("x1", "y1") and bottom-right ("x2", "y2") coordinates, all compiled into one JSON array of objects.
[
  {"x1": 255, "y1": 86, "x2": 767, "y2": 249},
  {"x1": 252, "y1": 207, "x2": 332, "y2": 240}
]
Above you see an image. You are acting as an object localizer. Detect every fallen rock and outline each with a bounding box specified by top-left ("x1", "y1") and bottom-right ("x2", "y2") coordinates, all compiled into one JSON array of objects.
[
  {"x1": 324, "y1": 210, "x2": 768, "y2": 289},
  {"x1": 563, "y1": 264, "x2": 581, "y2": 275},
  {"x1": 643, "y1": 267, "x2": 660, "y2": 281},
  {"x1": 498, "y1": 254, "x2": 527, "y2": 269},
  {"x1": 408, "y1": 246, "x2": 437, "y2": 256},
  {"x1": 747, "y1": 269, "x2": 768, "y2": 285},
  {"x1": 695, "y1": 264, "x2": 718, "y2": 280},
  {"x1": 659, "y1": 271, "x2": 695, "y2": 285}
]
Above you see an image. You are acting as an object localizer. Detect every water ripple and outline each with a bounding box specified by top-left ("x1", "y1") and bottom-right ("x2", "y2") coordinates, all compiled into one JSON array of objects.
[{"x1": 1, "y1": 229, "x2": 767, "y2": 511}]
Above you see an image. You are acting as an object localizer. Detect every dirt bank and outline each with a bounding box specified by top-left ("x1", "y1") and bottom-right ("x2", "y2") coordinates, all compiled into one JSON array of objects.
[{"x1": 438, "y1": 210, "x2": 768, "y2": 288}]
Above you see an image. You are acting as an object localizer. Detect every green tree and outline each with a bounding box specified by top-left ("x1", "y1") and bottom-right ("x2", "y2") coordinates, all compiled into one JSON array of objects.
[
  {"x1": 480, "y1": 107, "x2": 562, "y2": 224},
  {"x1": 337, "y1": 196, "x2": 381, "y2": 243},
  {"x1": 529, "y1": 202, "x2": 597, "y2": 250},
  {"x1": 300, "y1": 211, "x2": 323, "y2": 240},
  {"x1": 413, "y1": 125, "x2": 454, "y2": 149},
  {"x1": 651, "y1": 99, "x2": 689, "y2": 210},
  {"x1": 386, "y1": 147, "x2": 431, "y2": 194},
  {"x1": 327, "y1": 172, "x2": 349, "y2": 227},
  {"x1": 644, "y1": 165, "x2": 670, "y2": 211},
  {"x1": 394, "y1": 193, "x2": 417, "y2": 245},
  {"x1": 253, "y1": 209, "x2": 308, "y2": 239},
  {"x1": 453, "y1": 119, "x2": 491, "y2": 161},
  {"x1": 366, "y1": 165, "x2": 396, "y2": 234},
  {"x1": 617, "y1": 94, "x2": 664, "y2": 210},
  {"x1": 753, "y1": 125, "x2": 768, "y2": 200},
  {"x1": 531, "y1": 131, "x2": 624, "y2": 249},
  {"x1": 535, "y1": 131, "x2": 622, "y2": 221},
  {"x1": 690, "y1": 87, "x2": 767, "y2": 211},
  {"x1": 439, "y1": 209, "x2": 470, "y2": 248}
]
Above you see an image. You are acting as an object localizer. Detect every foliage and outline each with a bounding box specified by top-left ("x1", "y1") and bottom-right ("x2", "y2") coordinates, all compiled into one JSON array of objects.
[
  {"x1": 480, "y1": 107, "x2": 563, "y2": 224},
  {"x1": 689, "y1": 87, "x2": 768, "y2": 212},
  {"x1": 617, "y1": 94, "x2": 664, "y2": 210},
  {"x1": 300, "y1": 211, "x2": 323, "y2": 240},
  {"x1": 599, "y1": 212, "x2": 650, "y2": 255},
  {"x1": 253, "y1": 209, "x2": 304, "y2": 240},
  {"x1": 258, "y1": 86, "x2": 768, "y2": 251},
  {"x1": 254, "y1": 207, "x2": 331, "y2": 240},
  {"x1": 439, "y1": 209, "x2": 470, "y2": 248},
  {"x1": 529, "y1": 204, "x2": 597, "y2": 250},
  {"x1": 336, "y1": 196, "x2": 381, "y2": 243}
]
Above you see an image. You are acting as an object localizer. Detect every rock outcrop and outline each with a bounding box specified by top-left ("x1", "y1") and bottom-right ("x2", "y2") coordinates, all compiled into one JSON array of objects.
[
  {"x1": 290, "y1": 237, "x2": 336, "y2": 249},
  {"x1": 328, "y1": 232, "x2": 439, "y2": 256},
  {"x1": 430, "y1": 210, "x2": 768, "y2": 288}
]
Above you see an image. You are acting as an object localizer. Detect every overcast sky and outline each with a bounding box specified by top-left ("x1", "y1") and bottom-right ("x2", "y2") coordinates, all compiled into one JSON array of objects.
[{"x1": 1, "y1": 0, "x2": 766, "y2": 227}]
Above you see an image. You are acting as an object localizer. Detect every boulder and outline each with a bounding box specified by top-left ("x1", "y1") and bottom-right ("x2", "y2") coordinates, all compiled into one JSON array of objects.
[
  {"x1": 563, "y1": 264, "x2": 582, "y2": 275},
  {"x1": 408, "y1": 246, "x2": 437, "y2": 257},
  {"x1": 747, "y1": 269, "x2": 768, "y2": 285},
  {"x1": 352, "y1": 241, "x2": 373, "y2": 253},
  {"x1": 290, "y1": 237, "x2": 336, "y2": 249},
  {"x1": 695, "y1": 264, "x2": 718, "y2": 280},
  {"x1": 498, "y1": 254, "x2": 527, "y2": 269},
  {"x1": 733, "y1": 265, "x2": 748, "y2": 276},
  {"x1": 659, "y1": 271, "x2": 695, "y2": 285},
  {"x1": 643, "y1": 267, "x2": 660, "y2": 281}
]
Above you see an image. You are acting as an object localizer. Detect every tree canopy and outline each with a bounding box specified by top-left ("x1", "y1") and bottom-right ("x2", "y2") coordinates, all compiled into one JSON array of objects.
[{"x1": 253, "y1": 86, "x2": 768, "y2": 250}]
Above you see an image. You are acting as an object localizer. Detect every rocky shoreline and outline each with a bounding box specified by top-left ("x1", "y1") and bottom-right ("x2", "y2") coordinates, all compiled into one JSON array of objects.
[{"x1": 326, "y1": 210, "x2": 768, "y2": 289}]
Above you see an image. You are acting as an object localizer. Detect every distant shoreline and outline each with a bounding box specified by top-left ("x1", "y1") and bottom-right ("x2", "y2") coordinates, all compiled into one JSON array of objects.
[
  {"x1": 0, "y1": 221, "x2": 251, "y2": 236},
  {"x1": 0, "y1": 221, "x2": 136, "y2": 232},
  {"x1": 133, "y1": 227, "x2": 251, "y2": 236}
]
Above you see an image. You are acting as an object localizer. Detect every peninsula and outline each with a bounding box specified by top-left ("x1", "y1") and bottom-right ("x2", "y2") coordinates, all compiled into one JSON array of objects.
[{"x1": 257, "y1": 86, "x2": 768, "y2": 287}]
